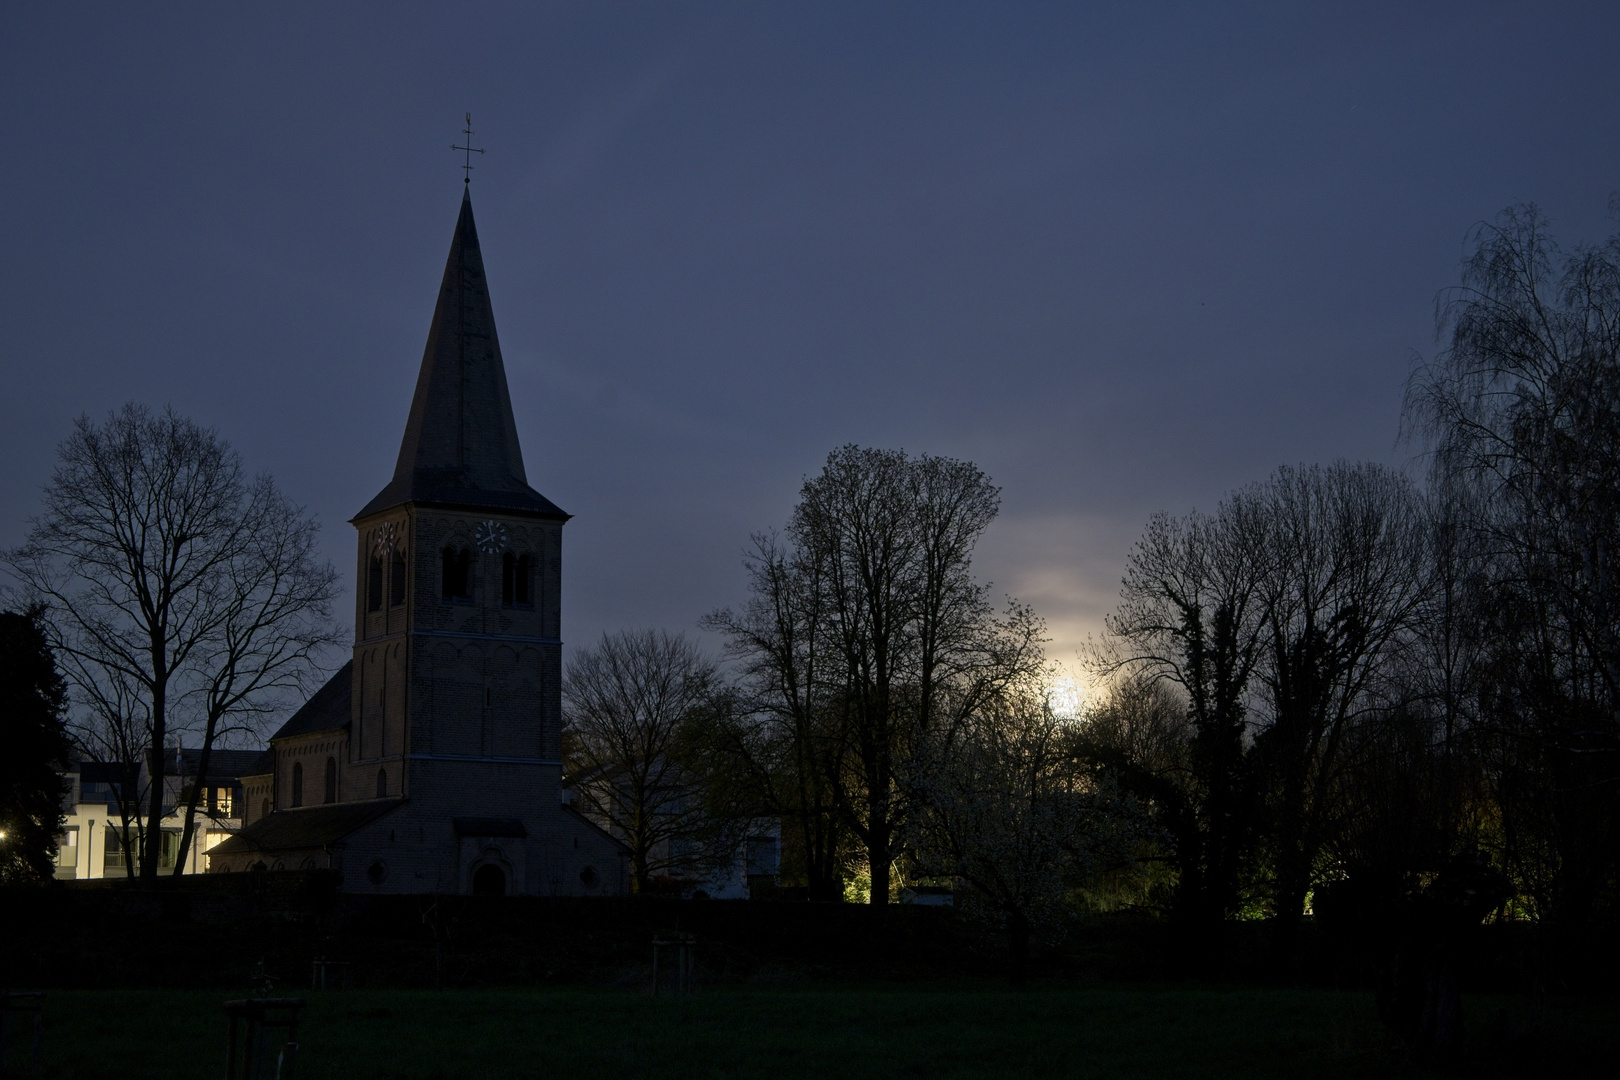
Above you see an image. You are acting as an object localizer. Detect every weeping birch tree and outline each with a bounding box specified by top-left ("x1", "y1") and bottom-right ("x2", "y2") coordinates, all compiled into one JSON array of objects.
[{"x1": 1405, "y1": 204, "x2": 1620, "y2": 931}]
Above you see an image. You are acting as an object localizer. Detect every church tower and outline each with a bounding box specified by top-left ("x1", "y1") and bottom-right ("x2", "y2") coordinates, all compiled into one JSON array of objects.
[
  {"x1": 211, "y1": 192, "x2": 627, "y2": 895},
  {"x1": 349, "y1": 188, "x2": 567, "y2": 795}
]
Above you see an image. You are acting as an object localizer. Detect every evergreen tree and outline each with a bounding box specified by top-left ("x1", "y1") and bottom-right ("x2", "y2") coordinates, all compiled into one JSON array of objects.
[{"x1": 0, "y1": 605, "x2": 71, "y2": 883}]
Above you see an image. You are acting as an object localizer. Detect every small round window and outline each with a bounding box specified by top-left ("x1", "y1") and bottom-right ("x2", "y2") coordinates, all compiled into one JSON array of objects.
[
  {"x1": 579, "y1": 865, "x2": 599, "y2": 889},
  {"x1": 367, "y1": 860, "x2": 388, "y2": 886}
]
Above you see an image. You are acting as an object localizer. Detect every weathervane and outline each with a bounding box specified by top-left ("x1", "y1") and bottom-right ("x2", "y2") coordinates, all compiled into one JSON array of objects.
[{"x1": 452, "y1": 112, "x2": 485, "y2": 185}]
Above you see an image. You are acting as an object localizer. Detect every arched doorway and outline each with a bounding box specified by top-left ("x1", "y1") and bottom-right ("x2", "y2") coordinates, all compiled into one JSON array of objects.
[{"x1": 471, "y1": 863, "x2": 507, "y2": 896}]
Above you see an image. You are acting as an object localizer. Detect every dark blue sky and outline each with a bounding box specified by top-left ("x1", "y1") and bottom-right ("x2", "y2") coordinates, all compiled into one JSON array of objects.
[{"x1": 4, "y1": 2, "x2": 1619, "y2": 683}]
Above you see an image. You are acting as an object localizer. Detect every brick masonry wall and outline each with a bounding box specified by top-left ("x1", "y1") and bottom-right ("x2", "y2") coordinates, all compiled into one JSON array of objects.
[
  {"x1": 351, "y1": 505, "x2": 564, "y2": 781},
  {"x1": 333, "y1": 792, "x2": 627, "y2": 897},
  {"x1": 241, "y1": 775, "x2": 273, "y2": 827},
  {"x1": 275, "y1": 733, "x2": 350, "y2": 809}
]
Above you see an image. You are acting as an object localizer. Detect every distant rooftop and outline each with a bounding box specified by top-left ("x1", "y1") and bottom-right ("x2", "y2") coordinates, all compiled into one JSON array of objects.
[
  {"x1": 210, "y1": 798, "x2": 406, "y2": 858},
  {"x1": 270, "y1": 661, "x2": 352, "y2": 742}
]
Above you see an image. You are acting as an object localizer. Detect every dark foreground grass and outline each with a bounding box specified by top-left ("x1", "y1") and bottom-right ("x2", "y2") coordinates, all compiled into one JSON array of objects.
[{"x1": 12, "y1": 985, "x2": 1614, "y2": 1080}]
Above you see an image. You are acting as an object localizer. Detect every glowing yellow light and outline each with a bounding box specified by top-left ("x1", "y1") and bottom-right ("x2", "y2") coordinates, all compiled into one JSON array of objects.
[{"x1": 1048, "y1": 674, "x2": 1087, "y2": 720}]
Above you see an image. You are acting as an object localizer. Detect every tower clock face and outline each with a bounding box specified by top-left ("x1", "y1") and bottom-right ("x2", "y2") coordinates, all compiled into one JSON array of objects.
[{"x1": 473, "y1": 520, "x2": 508, "y2": 554}]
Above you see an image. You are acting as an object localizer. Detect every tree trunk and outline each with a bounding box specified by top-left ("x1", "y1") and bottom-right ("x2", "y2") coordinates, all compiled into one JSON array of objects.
[
  {"x1": 865, "y1": 810, "x2": 892, "y2": 905},
  {"x1": 868, "y1": 852, "x2": 890, "y2": 905},
  {"x1": 800, "y1": 808, "x2": 842, "y2": 901},
  {"x1": 115, "y1": 814, "x2": 139, "y2": 880},
  {"x1": 174, "y1": 716, "x2": 221, "y2": 875},
  {"x1": 141, "y1": 712, "x2": 167, "y2": 881},
  {"x1": 1270, "y1": 845, "x2": 1311, "y2": 960},
  {"x1": 863, "y1": 751, "x2": 893, "y2": 905}
]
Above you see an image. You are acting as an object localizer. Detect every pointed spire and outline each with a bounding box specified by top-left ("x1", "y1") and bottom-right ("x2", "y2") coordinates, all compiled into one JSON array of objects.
[{"x1": 357, "y1": 192, "x2": 565, "y2": 521}]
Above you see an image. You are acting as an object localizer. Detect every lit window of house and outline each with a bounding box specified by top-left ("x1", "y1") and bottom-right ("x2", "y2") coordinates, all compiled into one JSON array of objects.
[
  {"x1": 203, "y1": 830, "x2": 230, "y2": 872},
  {"x1": 104, "y1": 826, "x2": 130, "y2": 873},
  {"x1": 102, "y1": 828, "x2": 180, "y2": 871},
  {"x1": 159, "y1": 830, "x2": 181, "y2": 870},
  {"x1": 55, "y1": 826, "x2": 79, "y2": 879}
]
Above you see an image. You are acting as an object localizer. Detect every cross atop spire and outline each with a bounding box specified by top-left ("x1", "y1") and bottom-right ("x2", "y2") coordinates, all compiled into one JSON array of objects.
[{"x1": 451, "y1": 112, "x2": 484, "y2": 185}]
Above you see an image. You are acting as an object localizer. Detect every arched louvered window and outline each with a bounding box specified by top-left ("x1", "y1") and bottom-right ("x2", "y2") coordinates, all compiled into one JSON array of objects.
[
  {"x1": 367, "y1": 555, "x2": 384, "y2": 611},
  {"x1": 501, "y1": 552, "x2": 533, "y2": 606},
  {"x1": 324, "y1": 757, "x2": 337, "y2": 804},
  {"x1": 291, "y1": 761, "x2": 304, "y2": 808},
  {"x1": 389, "y1": 548, "x2": 407, "y2": 606},
  {"x1": 441, "y1": 547, "x2": 472, "y2": 599},
  {"x1": 376, "y1": 768, "x2": 388, "y2": 798}
]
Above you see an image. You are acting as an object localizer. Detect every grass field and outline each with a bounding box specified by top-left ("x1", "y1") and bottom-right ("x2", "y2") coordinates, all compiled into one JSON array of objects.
[{"x1": 8, "y1": 984, "x2": 1611, "y2": 1079}]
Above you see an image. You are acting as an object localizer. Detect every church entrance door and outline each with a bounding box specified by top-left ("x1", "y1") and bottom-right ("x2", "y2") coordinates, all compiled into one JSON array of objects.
[{"x1": 472, "y1": 863, "x2": 507, "y2": 896}]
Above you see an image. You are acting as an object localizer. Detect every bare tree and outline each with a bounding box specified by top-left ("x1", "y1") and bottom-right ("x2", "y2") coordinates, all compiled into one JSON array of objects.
[
  {"x1": 1329, "y1": 481, "x2": 1494, "y2": 893},
  {"x1": 1251, "y1": 462, "x2": 1429, "y2": 938},
  {"x1": 708, "y1": 445, "x2": 1044, "y2": 904},
  {"x1": 4, "y1": 405, "x2": 341, "y2": 880},
  {"x1": 1095, "y1": 461, "x2": 1428, "y2": 944},
  {"x1": 701, "y1": 531, "x2": 846, "y2": 900},
  {"x1": 562, "y1": 629, "x2": 724, "y2": 894},
  {"x1": 1096, "y1": 495, "x2": 1273, "y2": 928},
  {"x1": 68, "y1": 662, "x2": 150, "y2": 878}
]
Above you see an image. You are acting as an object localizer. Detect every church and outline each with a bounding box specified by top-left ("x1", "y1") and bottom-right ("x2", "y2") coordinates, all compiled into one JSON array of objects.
[{"x1": 209, "y1": 190, "x2": 629, "y2": 896}]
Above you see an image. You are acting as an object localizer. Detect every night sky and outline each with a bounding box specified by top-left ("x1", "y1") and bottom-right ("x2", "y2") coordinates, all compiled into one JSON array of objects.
[{"x1": 5, "y1": 3, "x2": 1620, "y2": 693}]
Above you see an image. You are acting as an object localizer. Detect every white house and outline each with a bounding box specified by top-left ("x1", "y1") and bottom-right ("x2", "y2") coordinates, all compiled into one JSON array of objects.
[{"x1": 55, "y1": 748, "x2": 262, "y2": 880}]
